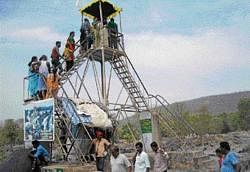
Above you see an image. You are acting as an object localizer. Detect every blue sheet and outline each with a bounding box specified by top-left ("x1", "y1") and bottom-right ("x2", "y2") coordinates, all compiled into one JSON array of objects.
[{"x1": 60, "y1": 97, "x2": 92, "y2": 125}]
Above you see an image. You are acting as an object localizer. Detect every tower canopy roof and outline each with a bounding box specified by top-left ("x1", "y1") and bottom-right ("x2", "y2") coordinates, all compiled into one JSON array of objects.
[{"x1": 80, "y1": 0, "x2": 121, "y2": 19}]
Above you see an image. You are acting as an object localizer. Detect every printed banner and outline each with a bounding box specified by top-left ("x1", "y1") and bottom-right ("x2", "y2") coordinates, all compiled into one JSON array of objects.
[
  {"x1": 140, "y1": 119, "x2": 152, "y2": 133},
  {"x1": 140, "y1": 112, "x2": 153, "y2": 152},
  {"x1": 24, "y1": 98, "x2": 54, "y2": 141}
]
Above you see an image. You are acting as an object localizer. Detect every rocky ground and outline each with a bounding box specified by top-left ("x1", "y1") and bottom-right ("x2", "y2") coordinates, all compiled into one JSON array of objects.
[
  {"x1": 0, "y1": 131, "x2": 250, "y2": 172},
  {"x1": 120, "y1": 130, "x2": 250, "y2": 172}
]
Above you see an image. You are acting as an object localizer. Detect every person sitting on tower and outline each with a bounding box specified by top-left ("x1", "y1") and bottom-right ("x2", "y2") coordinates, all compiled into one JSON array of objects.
[{"x1": 107, "y1": 18, "x2": 118, "y2": 49}]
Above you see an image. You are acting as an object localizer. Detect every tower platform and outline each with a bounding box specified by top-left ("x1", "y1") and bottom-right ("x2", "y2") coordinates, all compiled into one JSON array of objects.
[{"x1": 90, "y1": 46, "x2": 126, "y2": 62}]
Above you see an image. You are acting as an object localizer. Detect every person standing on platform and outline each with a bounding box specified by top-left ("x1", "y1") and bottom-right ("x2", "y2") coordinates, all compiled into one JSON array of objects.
[
  {"x1": 46, "y1": 68, "x2": 59, "y2": 98},
  {"x1": 27, "y1": 56, "x2": 39, "y2": 99},
  {"x1": 93, "y1": 18, "x2": 101, "y2": 48},
  {"x1": 107, "y1": 18, "x2": 118, "y2": 49},
  {"x1": 37, "y1": 55, "x2": 50, "y2": 100},
  {"x1": 80, "y1": 18, "x2": 91, "y2": 51}
]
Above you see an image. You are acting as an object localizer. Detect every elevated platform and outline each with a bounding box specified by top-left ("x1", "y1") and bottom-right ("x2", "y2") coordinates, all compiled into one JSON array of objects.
[{"x1": 90, "y1": 46, "x2": 126, "y2": 62}]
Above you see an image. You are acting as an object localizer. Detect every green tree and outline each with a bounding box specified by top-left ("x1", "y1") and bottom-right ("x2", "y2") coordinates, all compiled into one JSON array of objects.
[
  {"x1": 117, "y1": 123, "x2": 139, "y2": 142},
  {"x1": 238, "y1": 98, "x2": 250, "y2": 130},
  {"x1": 2, "y1": 119, "x2": 18, "y2": 148}
]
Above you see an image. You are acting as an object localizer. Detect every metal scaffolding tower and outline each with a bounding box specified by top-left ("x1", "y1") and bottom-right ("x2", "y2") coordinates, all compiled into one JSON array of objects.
[{"x1": 23, "y1": 0, "x2": 197, "y2": 165}]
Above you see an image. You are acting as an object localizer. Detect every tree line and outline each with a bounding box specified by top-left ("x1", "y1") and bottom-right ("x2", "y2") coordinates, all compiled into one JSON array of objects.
[
  {"x1": 117, "y1": 98, "x2": 250, "y2": 140},
  {"x1": 0, "y1": 119, "x2": 24, "y2": 161}
]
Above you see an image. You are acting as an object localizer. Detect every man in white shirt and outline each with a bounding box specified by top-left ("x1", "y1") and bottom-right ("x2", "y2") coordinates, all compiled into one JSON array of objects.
[
  {"x1": 133, "y1": 142, "x2": 150, "y2": 172},
  {"x1": 110, "y1": 145, "x2": 132, "y2": 172}
]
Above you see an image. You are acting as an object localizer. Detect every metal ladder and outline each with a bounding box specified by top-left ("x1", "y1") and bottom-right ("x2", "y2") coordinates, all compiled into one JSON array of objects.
[
  {"x1": 110, "y1": 55, "x2": 148, "y2": 111},
  {"x1": 54, "y1": 99, "x2": 90, "y2": 164},
  {"x1": 148, "y1": 94, "x2": 196, "y2": 136},
  {"x1": 59, "y1": 49, "x2": 94, "y2": 85},
  {"x1": 111, "y1": 41, "x2": 196, "y2": 137}
]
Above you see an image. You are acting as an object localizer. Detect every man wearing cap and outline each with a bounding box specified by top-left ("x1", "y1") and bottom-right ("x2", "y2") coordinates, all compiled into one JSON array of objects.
[{"x1": 92, "y1": 131, "x2": 111, "y2": 171}]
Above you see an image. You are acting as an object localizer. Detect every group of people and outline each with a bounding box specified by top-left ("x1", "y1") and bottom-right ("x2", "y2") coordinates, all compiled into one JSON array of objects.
[
  {"x1": 28, "y1": 55, "x2": 53, "y2": 100},
  {"x1": 92, "y1": 133, "x2": 241, "y2": 172},
  {"x1": 216, "y1": 141, "x2": 241, "y2": 172},
  {"x1": 27, "y1": 31, "x2": 76, "y2": 100},
  {"x1": 29, "y1": 136, "x2": 243, "y2": 172},
  {"x1": 27, "y1": 54, "x2": 60, "y2": 100},
  {"x1": 91, "y1": 130, "x2": 168, "y2": 172},
  {"x1": 80, "y1": 17, "x2": 118, "y2": 53},
  {"x1": 27, "y1": 17, "x2": 119, "y2": 101},
  {"x1": 28, "y1": 130, "x2": 168, "y2": 172}
]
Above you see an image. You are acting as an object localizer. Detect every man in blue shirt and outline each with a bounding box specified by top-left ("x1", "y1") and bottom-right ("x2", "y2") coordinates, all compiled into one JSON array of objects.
[
  {"x1": 29, "y1": 140, "x2": 49, "y2": 171},
  {"x1": 220, "y1": 141, "x2": 241, "y2": 172}
]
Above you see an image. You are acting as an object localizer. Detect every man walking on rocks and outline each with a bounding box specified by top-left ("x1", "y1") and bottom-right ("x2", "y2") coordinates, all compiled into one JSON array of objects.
[{"x1": 220, "y1": 141, "x2": 241, "y2": 172}]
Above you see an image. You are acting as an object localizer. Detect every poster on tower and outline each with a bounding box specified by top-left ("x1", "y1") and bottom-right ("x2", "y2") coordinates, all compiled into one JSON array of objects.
[{"x1": 24, "y1": 98, "x2": 54, "y2": 141}]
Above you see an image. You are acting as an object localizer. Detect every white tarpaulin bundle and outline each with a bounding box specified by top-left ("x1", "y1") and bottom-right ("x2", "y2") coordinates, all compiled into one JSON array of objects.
[{"x1": 72, "y1": 98, "x2": 112, "y2": 128}]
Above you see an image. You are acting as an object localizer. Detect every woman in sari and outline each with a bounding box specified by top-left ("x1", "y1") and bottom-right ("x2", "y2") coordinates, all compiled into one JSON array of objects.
[
  {"x1": 64, "y1": 31, "x2": 75, "y2": 71},
  {"x1": 28, "y1": 56, "x2": 39, "y2": 98},
  {"x1": 46, "y1": 68, "x2": 60, "y2": 98}
]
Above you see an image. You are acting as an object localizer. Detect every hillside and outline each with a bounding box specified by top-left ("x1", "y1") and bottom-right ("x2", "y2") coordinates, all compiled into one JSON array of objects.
[{"x1": 171, "y1": 91, "x2": 250, "y2": 115}]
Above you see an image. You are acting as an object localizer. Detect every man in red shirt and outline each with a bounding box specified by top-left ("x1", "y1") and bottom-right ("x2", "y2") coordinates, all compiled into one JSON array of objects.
[{"x1": 51, "y1": 41, "x2": 63, "y2": 74}]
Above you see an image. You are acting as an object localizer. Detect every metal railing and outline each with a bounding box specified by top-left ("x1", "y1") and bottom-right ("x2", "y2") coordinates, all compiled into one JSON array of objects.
[{"x1": 147, "y1": 94, "x2": 196, "y2": 135}]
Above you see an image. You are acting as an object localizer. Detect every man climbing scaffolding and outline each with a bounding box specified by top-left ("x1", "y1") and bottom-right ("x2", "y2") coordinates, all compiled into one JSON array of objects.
[{"x1": 51, "y1": 41, "x2": 63, "y2": 74}]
